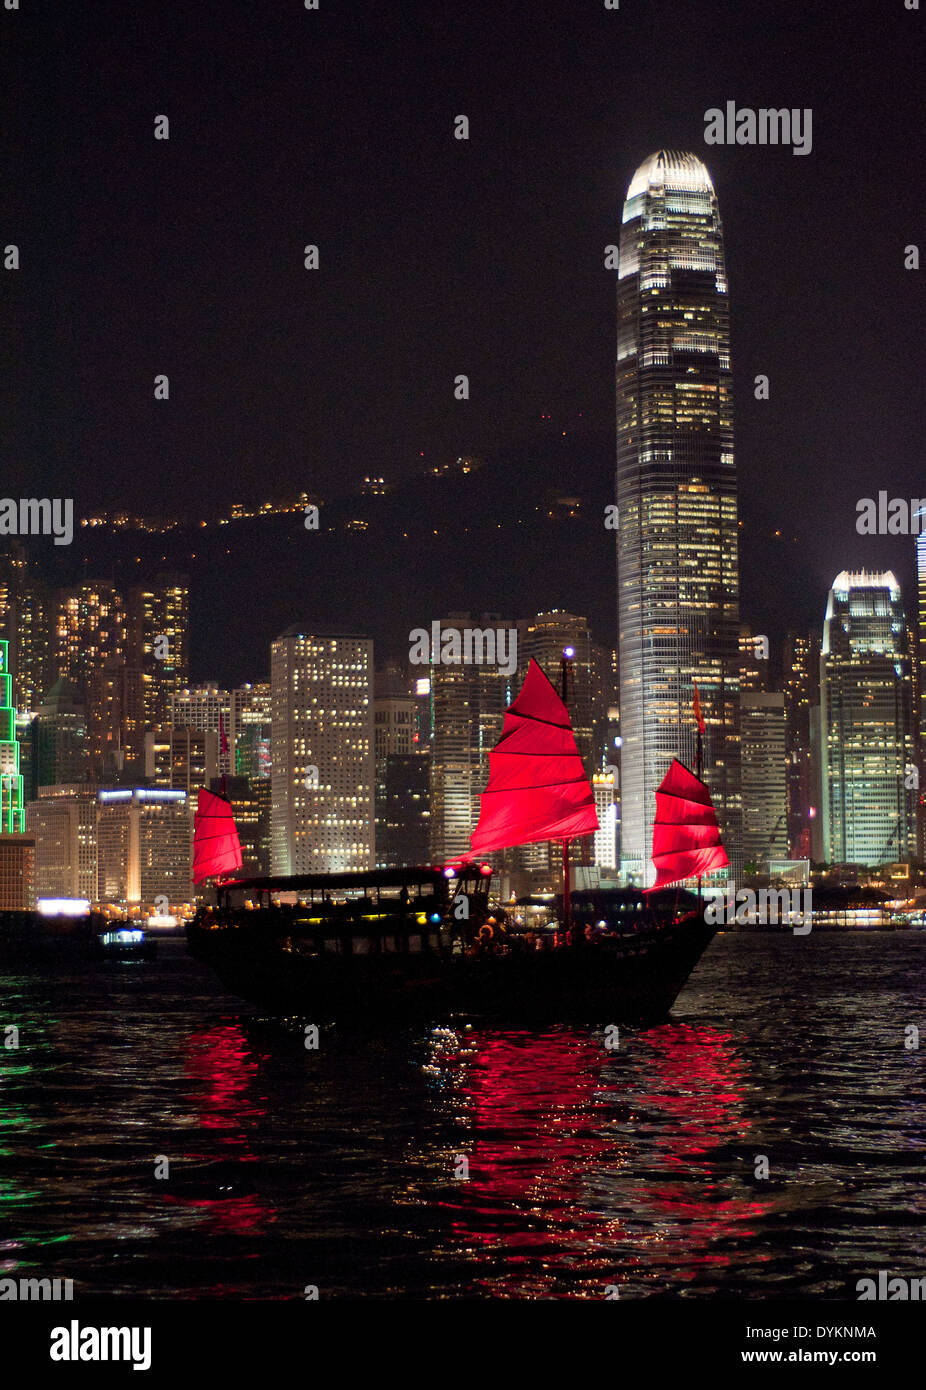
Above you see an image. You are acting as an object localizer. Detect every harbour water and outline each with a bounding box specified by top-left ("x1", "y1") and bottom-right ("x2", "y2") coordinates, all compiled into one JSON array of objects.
[{"x1": 0, "y1": 932, "x2": 923, "y2": 1300}]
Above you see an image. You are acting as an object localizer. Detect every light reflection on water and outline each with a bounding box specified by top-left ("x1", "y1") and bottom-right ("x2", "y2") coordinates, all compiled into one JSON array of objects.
[{"x1": 0, "y1": 934, "x2": 923, "y2": 1298}]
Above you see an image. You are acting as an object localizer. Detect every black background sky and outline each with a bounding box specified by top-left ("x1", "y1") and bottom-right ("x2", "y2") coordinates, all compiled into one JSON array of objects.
[{"x1": 3, "y1": 0, "x2": 924, "y2": 682}]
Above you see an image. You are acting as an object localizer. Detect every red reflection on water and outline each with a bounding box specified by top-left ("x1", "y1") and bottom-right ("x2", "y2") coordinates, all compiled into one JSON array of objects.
[
  {"x1": 161, "y1": 1024, "x2": 273, "y2": 1238},
  {"x1": 437, "y1": 1022, "x2": 772, "y2": 1295}
]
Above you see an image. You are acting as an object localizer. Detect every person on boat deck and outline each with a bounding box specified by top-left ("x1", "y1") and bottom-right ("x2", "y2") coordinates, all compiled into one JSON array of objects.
[{"x1": 475, "y1": 922, "x2": 495, "y2": 955}]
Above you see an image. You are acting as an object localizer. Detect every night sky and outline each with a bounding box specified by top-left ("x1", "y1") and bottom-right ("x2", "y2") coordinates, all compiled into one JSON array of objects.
[{"x1": 3, "y1": 0, "x2": 924, "y2": 681}]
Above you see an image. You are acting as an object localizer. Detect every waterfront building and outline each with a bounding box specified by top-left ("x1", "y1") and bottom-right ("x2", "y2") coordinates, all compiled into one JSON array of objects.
[
  {"x1": 26, "y1": 785, "x2": 99, "y2": 902},
  {"x1": 96, "y1": 787, "x2": 191, "y2": 912},
  {"x1": 0, "y1": 833, "x2": 34, "y2": 910}
]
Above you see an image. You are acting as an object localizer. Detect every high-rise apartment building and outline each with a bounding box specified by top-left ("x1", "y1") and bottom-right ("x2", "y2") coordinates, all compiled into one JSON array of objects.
[
  {"x1": 270, "y1": 627, "x2": 374, "y2": 875},
  {"x1": 171, "y1": 685, "x2": 232, "y2": 776},
  {"x1": 820, "y1": 571, "x2": 916, "y2": 867},
  {"x1": 0, "y1": 543, "x2": 53, "y2": 712},
  {"x1": 55, "y1": 582, "x2": 126, "y2": 701},
  {"x1": 127, "y1": 574, "x2": 190, "y2": 730},
  {"x1": 616, "y1": 150, "x2": 740, "y2": 884},
  {"x1": 87, "y1": 657, "x2": 147, "y2": 779}
]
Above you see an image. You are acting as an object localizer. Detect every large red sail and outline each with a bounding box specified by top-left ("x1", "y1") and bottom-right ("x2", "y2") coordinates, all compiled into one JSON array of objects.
[
  {"x1": 651, "y1": 758, "x2": 728, "y2": 890},
  {"x1": 470, "y1": 658, "x2": 599, "y2": 854},
  {"x1": 193, "y1": 787, "x2": 243, "y2": 884}
]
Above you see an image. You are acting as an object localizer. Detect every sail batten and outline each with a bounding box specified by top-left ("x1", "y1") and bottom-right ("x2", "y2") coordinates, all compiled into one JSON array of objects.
[
  {"x1": 650, "y1": 758, "x2": 728, "y2": 889},
  {"x1": 470, "y1": 658, "x2": 599, "y2": 855},
  {"x1": 193, "y1": 787, "x2": 243, "y2": 884}
]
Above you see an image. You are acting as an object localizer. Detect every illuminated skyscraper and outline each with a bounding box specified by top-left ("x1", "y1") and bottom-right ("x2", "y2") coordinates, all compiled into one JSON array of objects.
[
  {"x1": 918, "y1": 531, "x2": 926, "y2": 745},
  {"x1": 428, "y1": 613, "x2": 511, "y2": 864},
  {"x1": 820, "y1": 571, "x2": 916, "y2": 867},
  {"x1": 616, "y1": 150, "x2": 740, "y2": 883},
  {"x1": 783, "y1": 629, "x2": 821, "y2": 858},
  {"x1": 128, "y1": 573, "x2": 190, "y2": 730},
  {"x1": 270, "y1": 627, "x2": 374, "y2": 874},
  {"x1": 0, "y1": 640, "x2": 25, "y2": 832}
]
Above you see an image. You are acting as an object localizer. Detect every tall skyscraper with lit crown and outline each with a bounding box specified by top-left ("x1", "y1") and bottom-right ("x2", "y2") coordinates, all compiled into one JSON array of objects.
[{"x1": 616, "y1": 150, "x2": 741, "y2": 883}]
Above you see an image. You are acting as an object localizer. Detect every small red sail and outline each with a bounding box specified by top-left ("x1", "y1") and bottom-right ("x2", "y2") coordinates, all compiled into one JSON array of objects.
[
  {"x1": 651, "y1": 758, "x2": 728, "y2": 890},
  {"x1": 471, "y1": 658, "x2": 599, "y2": 854},
  {"x1": 193, "y1": 787, "x2": 243, "y2": 884}
]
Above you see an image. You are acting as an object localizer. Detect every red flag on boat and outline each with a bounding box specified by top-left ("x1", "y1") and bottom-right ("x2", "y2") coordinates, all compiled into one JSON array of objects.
[
  {"x1": 650, "y1": 758, "x2": 728, "y2": 890},
  {"x1": 470, "y1": 658, "x2": 599, "y2": 854},
  {"x1": 692, "y1": 682, "x2": 705, "y2": 734},
  {"x1": 192, "y1": 787, "x2": 243, "y2": 884}
]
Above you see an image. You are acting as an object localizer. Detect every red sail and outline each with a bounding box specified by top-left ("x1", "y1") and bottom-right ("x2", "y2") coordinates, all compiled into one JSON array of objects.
[
  {"x1": 470, "y1": 658, "x2": 599, "y2": 854},
  {"x1": 193, "y1": 787, "x2": 243, "y2": 884},
  {"x1": 651, "y1": 758, "x2": 728, "y2": 889}
]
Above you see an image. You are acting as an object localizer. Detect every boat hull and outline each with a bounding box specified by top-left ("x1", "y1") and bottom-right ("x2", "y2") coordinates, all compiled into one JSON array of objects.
[{"x1": 187, "y1": 914, "x2": 718, "y2": 1025}]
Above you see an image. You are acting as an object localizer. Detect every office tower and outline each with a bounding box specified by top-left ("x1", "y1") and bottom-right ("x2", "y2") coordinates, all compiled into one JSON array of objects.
[
  {"x1": 513, "y1": 612, "x2": 599, "y2": 883},
  {"x1": 518, "y1": 612, "x2": 594, "y2": 767},
  {"x1": 87, "y1": 657, "x2": 146, "y2": 779},
  {"x1": 376, "y1": 753, "x2": 431, "y2": 868},
  {"x1": 593, "y1": 771, "x2": 618, "y2": 870},
  {"x1": 0, "y1": 542, "x2": 54, "y2": 711},
  {"x1": 26, "y1": 785, "x2": 99, "y2": 902},
  {"x1": 16, "y1": 712, "x2": 37, "y2": 804},
  {"x1": 428, "y1": 613, "x2": 512, "y2": 864},
  {"x1": 229, "y1": 683, "x2": 271, "y2": 778},
  {"x1": 127, "y1": 574, "x2": 190, "y2": 730},
  {"x1": 35, "y1": 678, "x2": 90, "y2": 786},
  {"x1": 270, "y1": 627, "x2": 374, "y2": 875},
  {"x1": 146, "y1": 724, "x2": 219, "y2": 793},
  {"x1": 55, "y1": 582, "x2": 126, "y2": 700},
  {"x1": 820, "y1": 571, "x2": 916, "y2": 867},
  {"x1": 616, "y1": 150, "x2": 740, "y2": 884},
  {"x1": 374, "y1": 665, "x2": 424, "y2": 867},
  {"x1": 783, "y1": 629, "x2": 821, "y2": 858},
  {"x1": 740, "y1": 692, "x2": 788, "y2": 866},
  {"x1": 171, "y1": 685, "x2": 232, "y2": 776},
  {"x1": 591, "y1": 642, "x2": 620, "y2": 770},
  {"x1": 209, "y1": 775, "x2": 269, "y2": 877},
  {"x1": 96, "y1": 787, "x2": 191, "y2": 912}
]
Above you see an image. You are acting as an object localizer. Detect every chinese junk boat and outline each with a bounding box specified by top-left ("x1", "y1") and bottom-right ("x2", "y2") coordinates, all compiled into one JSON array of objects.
[{"x1": 187, "y1": 660, "x2": 727, "y2": 1024}]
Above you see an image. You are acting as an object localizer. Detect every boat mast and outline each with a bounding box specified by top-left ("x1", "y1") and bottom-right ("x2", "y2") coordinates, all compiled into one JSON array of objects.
[
  {"x1": 561, "y1": 646, "x2": 574, "y2": 942},
  {"x1": 694, "y1": 683, "x2": 704, "y2": 905}
]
